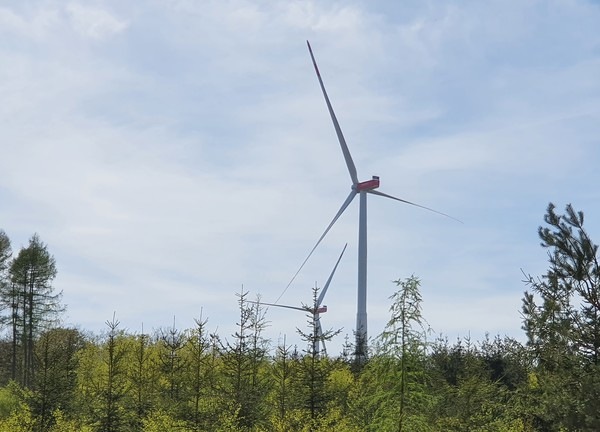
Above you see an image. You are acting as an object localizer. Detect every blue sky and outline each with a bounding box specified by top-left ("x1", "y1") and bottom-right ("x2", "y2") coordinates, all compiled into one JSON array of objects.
[{"x1": 1, "y1": 0, "x2": 599, "y2": 353}]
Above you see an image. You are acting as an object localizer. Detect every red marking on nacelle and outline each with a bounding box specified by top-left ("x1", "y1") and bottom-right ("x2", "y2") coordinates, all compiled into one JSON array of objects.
[
  {"x1": 317, "y1": 305, "x2": 328, "y2": 313},
  {"x1": 356, "y1": 176, "x2": 380, "y2": 191}
]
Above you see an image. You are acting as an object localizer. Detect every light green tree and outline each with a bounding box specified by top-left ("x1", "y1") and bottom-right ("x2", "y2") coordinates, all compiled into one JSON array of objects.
[
  {"x1": 350, "y1": 276, "x2": 431, "y2": 432},
  {"x1": 222, "y1": 288, "x2": 271, "y2": 430},
  {"x1": 76, "y1": 315, "x2": 131, "y2": 432}
]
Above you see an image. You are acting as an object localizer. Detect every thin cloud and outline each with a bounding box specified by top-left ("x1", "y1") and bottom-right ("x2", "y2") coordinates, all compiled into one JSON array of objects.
[
  {"x1": 66, "y1": 3, "x2": 128, "y2": 40},
  {"x1": 0, "y1": 0, "x2": 599, "y2": 353}
]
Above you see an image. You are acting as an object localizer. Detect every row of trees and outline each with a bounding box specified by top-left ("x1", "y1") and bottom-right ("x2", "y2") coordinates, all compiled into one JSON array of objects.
[
  {"x1": 0, "y1": 284, "x2": 532, "y2": 432},
  {"x1": 0, "y1": 203, "x2": 599, "y2": 431}
]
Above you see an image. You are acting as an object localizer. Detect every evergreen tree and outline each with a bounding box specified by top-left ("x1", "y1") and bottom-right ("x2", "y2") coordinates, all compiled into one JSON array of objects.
[
  {"x1": 156, "y1": 318, "x2": 187, "y2": 412},
  {"x1": 271, "y1": 336, "x2": 295, "y2": 422},
  {"x1": 181, "y1": 316, "x2": 219, "y2": 430},
  {"x1": 30, "y1": 327, "x2": 85, "y2": 431},
  {"x1": 296, "y1": 285, "x2": 341, "y2": 428},
  {"x1": 222, "y1": 288, "x2": 271, "y2": 430},
  {"x1": 7, "y1": 234, "x2": 61, "y2": 388},
  {"x1": 0, "y1": 230, "x2": 10, "y2": 295},
  {"x1": 522, "y1": 203, "x2": 600, "y2": 430},
  {"x1": 128, "y1": 326, "x2": 157, "y2": 430},
  {"x1": 0, "y1": 231, "x2": 13, "y2": 383},
  {"x1": 100, "y1": 315, "x2": 130, "y2": 432},
  {"x1": 77, "y1": 315, "x2": 131, "y2": 432},
  {"x1": 362, "y1": 276, "x2": 432, "y2": 431}
]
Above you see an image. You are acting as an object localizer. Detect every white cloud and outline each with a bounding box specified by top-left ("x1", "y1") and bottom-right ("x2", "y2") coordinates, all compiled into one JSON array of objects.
[
  {"x1": 0, "y1": 5, "x2": 60, "y2": 40},
  {"x1": 66, "y1": 3, "x2": 127, "y2": 40},
  {"x1": 1, "y1": 0, "x2": 599, "y2": 354}
]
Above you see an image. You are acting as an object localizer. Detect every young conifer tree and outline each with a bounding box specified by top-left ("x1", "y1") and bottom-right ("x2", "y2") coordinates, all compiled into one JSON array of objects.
[
  {"x1": 373, "y1": 275, "x2": 431, "y2": 432},
  {"x1": 296, "y1": 285, "x2": 341, "y2": 426}
]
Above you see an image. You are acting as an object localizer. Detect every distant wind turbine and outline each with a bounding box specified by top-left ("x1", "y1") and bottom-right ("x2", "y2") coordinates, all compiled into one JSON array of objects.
[
  {"x1": 255, "y1": 244, "x2": 347, "y2": 356},
  {"x1": 288, "y1": 41, "x2": 461, "y2": 362}
]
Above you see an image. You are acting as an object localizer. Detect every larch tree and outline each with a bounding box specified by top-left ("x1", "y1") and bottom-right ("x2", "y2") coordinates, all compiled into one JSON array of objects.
[
  {"x1": 0, "y1": 230, "x2": 10, "y2": 291},
  {"x1": 7, "y1": 233, "x2": 61, "y2": 388},
  {"x1": 366, "y1": 276, "x2": 431, "y2": 432},
  {"x1": 0, "y1": 230, "x2": 14, "y2": 382}
]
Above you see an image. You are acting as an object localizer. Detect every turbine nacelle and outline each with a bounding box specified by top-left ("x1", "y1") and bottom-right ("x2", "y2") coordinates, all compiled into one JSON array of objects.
[{"x1": 355, "y1": 176, "x2": 380, "y2": 192}]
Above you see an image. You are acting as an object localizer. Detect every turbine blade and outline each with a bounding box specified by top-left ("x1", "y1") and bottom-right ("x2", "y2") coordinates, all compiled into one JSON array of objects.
[
  {"x1": 276, "y1": 190, "x2": 357, "y2": 304},
  {"x1": 317, "y1": 243, "x2": 348, "y2": 306},
  {"x1": 307, "y1": 41, "x2": 359, "y2": 186},
  {"x1": 367, "y1": 189, "x2": 463, "y2": 223},
  {"x1": 248, "y1": 300, "x2": 306, "y2": 313}
]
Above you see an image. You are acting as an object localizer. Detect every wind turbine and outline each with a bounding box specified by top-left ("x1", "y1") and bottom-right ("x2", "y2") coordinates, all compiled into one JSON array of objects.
[
  {"x1": 295, "y1": 41, "x2": 460, "y2": 361},
  {"x1": 254, "y1": 244, "x2": 347, "y2": 356}
]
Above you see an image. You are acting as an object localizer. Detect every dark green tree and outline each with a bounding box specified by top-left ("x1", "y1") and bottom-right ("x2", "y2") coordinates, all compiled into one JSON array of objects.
[
  {"x1": 76, "y1": 315, "x2": 131, "y2": 432},
  {"x1": 29, "y1": 327, "x2": 85, "y2": 431},
  {"x1": 157, "y1": 318, "x2": 187, "y2": 412},
  {"x1": 0, "y1": 230, "x2": 10, "y2": 294},
  {"x1": 296, "y1": 285, "x2": 341, "y2": 428},
  {"x1": 181, "y1": 315, "x2": 218, "y2": 430},
  {"x1": 0, "y1": 231, "x2": 13, "y2": 383},
  {"x1": 128, "y1": 326, "x2": 157, "y2": 430},
  {"x1": 271, "y1": 336, "x2": 295, "y2": 422},
  {"x1": 101, "y1": 315, "x2": 130, "y2": 432},
  {"x1": 428, "y1": 336, "x2": 527, "y2": 432},
  {"x1": 8, "y1": 234, "x2": 61, "y2": 387},
  {"x1": 522, "y1": 203, "x2": 600, "y2": 430}
]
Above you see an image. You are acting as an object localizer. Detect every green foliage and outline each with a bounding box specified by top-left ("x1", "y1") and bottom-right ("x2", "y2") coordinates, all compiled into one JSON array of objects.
[
  {"x1": 5, "y1": 204, "x2": 600, "y2": 430},
  {"x1": 1, "y1": 233, "x2": 62, "y2": 388},
  {"x1": 0, "y1": 383, "x2": 20, "y2": 419},
  {"x1": 522, "y1": 203, "x2": 600, "y2": 430},
  {"x1": 48, "y1": 409, "x2": 93, "y2": 432},
  {"x1": 29, "y1": 327, "x2": 85, "y2": 430},
  {"x1": 221, "y1": 288, "x2": 272, "y2": 430},
  {"x1": 0, "y1": 402, "x2": 35, "y2": 432},
  {"x1": 294, "y1": 285, "x2": 342, "y2": 426},
  {"x1": 141, "y1": 409, "x2": 192, "y2": 432},
  {"x1": 367, "y1": 276, "x2": 432, "y2": 432}
]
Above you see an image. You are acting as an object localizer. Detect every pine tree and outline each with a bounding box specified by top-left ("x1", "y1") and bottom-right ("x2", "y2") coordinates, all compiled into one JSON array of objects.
[{"x1": 522, "y1": 203, "x2": 600, "y2": 430}]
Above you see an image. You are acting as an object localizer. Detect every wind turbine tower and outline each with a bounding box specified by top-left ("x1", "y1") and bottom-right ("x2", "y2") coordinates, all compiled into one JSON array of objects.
[{"x1": 302, "y1": 41, "x2": 459, "y2": 362}]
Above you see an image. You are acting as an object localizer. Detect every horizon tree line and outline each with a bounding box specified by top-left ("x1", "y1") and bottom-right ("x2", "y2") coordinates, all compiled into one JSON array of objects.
[{"x1": 0, "y1": 202, "x2": 600, "y2": 430}]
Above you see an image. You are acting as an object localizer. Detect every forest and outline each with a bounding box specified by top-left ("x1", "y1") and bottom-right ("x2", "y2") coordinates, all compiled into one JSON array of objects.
[{"x1": 0, "y1": 202, "x2": 599, "y2": 432}]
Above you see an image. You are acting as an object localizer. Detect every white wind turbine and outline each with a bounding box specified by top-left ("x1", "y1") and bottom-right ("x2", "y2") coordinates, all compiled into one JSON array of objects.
[
  {"x1": 288, "y1": 41, "x2": 460, "y2": 361},
  {"x1": 255, "y1": 244, "x2": 347, "y2": 356}
]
